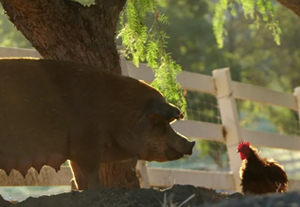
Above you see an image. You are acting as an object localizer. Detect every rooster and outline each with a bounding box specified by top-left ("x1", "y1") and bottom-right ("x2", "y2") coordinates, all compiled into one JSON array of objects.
[{"x1": 237, "y1": 141, "x2": 288, "y2": 195}]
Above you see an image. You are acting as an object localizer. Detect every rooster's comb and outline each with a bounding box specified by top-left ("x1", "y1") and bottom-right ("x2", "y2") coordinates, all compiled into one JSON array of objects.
[{"x1": 238, "y1": 141, "x2": 250, "y2": 150}]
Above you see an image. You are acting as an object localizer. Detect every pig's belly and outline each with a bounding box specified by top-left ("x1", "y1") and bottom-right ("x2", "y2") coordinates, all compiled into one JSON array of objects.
[{"x1": 0, "y1": 115, "x2": 69, "y2": 175}]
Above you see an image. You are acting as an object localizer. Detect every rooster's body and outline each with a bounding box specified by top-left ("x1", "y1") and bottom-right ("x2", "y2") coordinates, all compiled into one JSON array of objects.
[{"x1": 238, "y1": 141, "x2": 288, "y2": 195}]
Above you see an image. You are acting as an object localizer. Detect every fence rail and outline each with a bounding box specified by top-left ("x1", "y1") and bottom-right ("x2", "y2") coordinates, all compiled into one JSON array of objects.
[{"x1": 0, "y1": 47, "x2": 300, "y2": 192}]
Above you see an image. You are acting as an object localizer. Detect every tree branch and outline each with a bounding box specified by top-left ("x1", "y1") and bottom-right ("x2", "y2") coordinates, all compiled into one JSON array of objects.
[{"x1": 278, "y1": 0, "x2": 300, "y2": 18}]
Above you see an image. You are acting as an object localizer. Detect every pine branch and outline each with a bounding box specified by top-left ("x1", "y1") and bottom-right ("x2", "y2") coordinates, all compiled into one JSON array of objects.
[
  {"x1": 117, "y1": 0, "x2": 187, "y2": 113},
  {"x1": 213, "y1": 0, "x2": 282, "y2": 48}
]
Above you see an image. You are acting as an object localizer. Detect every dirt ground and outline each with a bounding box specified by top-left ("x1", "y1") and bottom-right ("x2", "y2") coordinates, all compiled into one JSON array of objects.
[{"x1": 1, "y1": 185, "x2": 299, "y2": 207}]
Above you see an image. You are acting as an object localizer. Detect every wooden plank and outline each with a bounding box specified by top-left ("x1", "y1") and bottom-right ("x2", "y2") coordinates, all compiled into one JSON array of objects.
[
  {"x1": 2, "y1": 165, "x2": 299, "y2": 193},
  {"x1": 125, "y1": 63, "x2": 216, "y2": 94},
  {"x1": 177, "y1": 71, "x2": 216, "y2": 94},
  {"x1": 213, "y1": 68, "x2": 243, "y2": 192},
  {"x1": 280, "y1": 159, "x2": 300, "y2": 165},
  {"x1": 147, "y1": 168, "x2": 235, "y2": 190},
  {"x1": 288, "y1": 179, "x2": 300, "y2": 191},
  {"x1": 120, "y1": 56, "x2": 129, "y2": 77},
  {"x1": 172, "y1": 120, "x2": 225, "y2": 142},
  {"x1": 1, "y1": 47, "x2": 297, "y2": 110},
  {"x1": 0, "y1": 47, "x2": 41, "y2": 58},
  {"x1": 1, "y1": 166, "x2": 237, "y2": 191},
  {"x1": 6, "y1": 46, "x2": 296, "y2": 110},
  {"x1": 125, "y1": 62, "x2": 155, "y2": 83},
  {"x1": 241, "y1": 129, "x2": 300, "y2": 151},
  {"x1": 136, "y1": 161, "x2": 150, "y2": 188},
  {"x1": 0, "y1": 166, "x2": 72, "y2": 186},
  {"x1": 232, "y1": 81, "x2": 297, "y2": 111}
]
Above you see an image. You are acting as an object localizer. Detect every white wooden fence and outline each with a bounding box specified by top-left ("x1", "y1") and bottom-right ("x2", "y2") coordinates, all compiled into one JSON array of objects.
[{"x1": 1, "y1": 47, "x2": 300, "y2": 192}]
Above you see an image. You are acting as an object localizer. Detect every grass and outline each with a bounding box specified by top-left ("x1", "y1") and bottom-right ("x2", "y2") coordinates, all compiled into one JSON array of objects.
[{"x1": 160, "y1": 193, "x2": 196, "y2": 207}]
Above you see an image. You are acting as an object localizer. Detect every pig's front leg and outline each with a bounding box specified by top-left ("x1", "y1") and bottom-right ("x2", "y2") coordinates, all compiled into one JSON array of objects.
[{"x1": 84, "y1": 169, "x2": 101, "y2": 189}]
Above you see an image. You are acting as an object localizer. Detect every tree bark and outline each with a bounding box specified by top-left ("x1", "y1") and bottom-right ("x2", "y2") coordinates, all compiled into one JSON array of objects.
[
  {"x1": 278, "y1": 0, "x2": 300, "y2": 18},
  {"x1": 0, "y1": 0, "x2": 140, "y2": 189}
]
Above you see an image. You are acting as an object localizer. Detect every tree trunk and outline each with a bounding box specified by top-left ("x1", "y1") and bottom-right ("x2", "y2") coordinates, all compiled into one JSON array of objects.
[
  {"x1": 278, "y1": 0, "x2": 300, "y2": 18},
  {"x1": 99, "y1": 159, "x2": 139, "y2": 188},
  {"x1": 0, "y1": 0, "x2": 140, "y2": 189}
]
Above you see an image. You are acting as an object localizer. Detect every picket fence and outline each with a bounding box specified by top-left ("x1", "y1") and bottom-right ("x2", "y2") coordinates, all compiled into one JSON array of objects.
[{"x1": 0, "y1": 46, "x2": 300, "y2": 192}]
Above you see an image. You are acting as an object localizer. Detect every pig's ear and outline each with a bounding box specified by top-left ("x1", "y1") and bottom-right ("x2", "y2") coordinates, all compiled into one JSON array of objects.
[{"x1": 149, "y1": 100, "x2": 184, "y2": 123}]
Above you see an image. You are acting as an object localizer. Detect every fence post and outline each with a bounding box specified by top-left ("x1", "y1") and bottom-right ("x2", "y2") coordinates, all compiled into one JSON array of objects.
[
  {"x1": 135, "y1": 161, "x2": 150, "y2": 188},
  {"x1": 294, "y1": 87, "x2": 300, "y2": 124},
  {"x1": 120, "y1": 56, "x2": 129, "y2": 76},
  {"x1": 212, "y1": 68, "x2": 242, "y2": 192}
]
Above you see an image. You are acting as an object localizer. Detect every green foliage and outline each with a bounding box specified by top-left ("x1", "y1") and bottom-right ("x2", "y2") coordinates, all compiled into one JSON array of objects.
[
  {"x1": 213, "y1": 0, "x2": 228, "y2": 49},
  {"x1": 155, "y1": 0, "x2": 300, "y2": 169},
  {"x1": 213, "y1": 0, "x2": 282, "y2": 48},
  {"x1": 117, "y1": 0, "x2": 187, "y2": 113}
]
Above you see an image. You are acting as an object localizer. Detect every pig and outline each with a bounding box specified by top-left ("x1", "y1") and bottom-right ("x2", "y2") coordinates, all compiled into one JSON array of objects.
[{"x1": 0, "y1": 58, "x2": 195, "y2": 189}]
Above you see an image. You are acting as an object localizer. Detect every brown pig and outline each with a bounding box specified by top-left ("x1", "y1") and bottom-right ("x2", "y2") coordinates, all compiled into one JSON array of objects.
[{"x1": 0, "y1": 58, "x2": 195, "y2": 189}]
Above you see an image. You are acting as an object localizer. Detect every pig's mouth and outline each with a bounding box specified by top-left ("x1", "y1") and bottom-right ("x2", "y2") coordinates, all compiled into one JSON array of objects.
[
  {"x1": 168, "y1": 140, "x2": 195, "y2": 156},
  {"x1": 143, "y1": 141, "x2": 195, "y2": 162},
  {"x1": 162, "y1": 140, "x2": 195, "y2": 161},
  {"x1": 164, "y1": 144, "x2": 185, "y2": 161},
  {"x1": 147, "y1": 145, "x2": 183, "y2": 162}
]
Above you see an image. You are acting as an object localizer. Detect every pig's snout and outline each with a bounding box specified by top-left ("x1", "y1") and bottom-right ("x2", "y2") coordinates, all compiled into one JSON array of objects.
[
  {"x1": 184, "y1": 140, "x2": 195, "y2": 155},
  {"x1": 172, "y1": 133, "x2": 195, "y2": 156}
]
